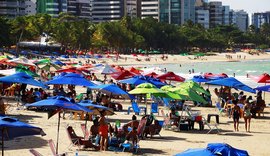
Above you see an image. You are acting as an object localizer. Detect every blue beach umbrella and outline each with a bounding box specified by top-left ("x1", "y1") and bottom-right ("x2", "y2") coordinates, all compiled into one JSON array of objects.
[
  {"x1": 119, "y1": 75, "x2": 148, "y2": 85},
  {"x1": 53, "y1": 60, "x2": 66, "y2": 66},
  {"x1": 46, "y1": 72, "x2": 95, "y2": 87},
  {"x1": 26, "y1": 96, "x2": 92, "y2": 154},
  {"x1": 207, "y1": 143, "x2": 249, "y2": 156},
  {"x1": 0, "y1": 116, "x2": 46, "y2": 156},
  {"x1": 254, "y1": 85, "x2": 270, "y2": 92},
  {"x1": 78, "y1": 100, "x2": 114, "y2": 115},
  {"x1": 174, "y1": 148, "x2": 215, "y2": 156},
  {"x1": 206, "y1": 77, "x2": 256, "y2": 93},
  {"x1": 146, "y1": 76, "x2": 166, "y2": 88},
  {"x1": 0, "y1": 72, "x2": 47, "y2": 88},
  {"x1": 191, "y1": 75, "x2": 210, "y2": 83},
  {"x1": 90, "y1": 84, "x2": 133, "y2": 99}
]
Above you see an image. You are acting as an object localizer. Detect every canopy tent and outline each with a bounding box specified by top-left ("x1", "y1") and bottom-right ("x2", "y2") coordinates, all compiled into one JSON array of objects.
[
  {"x1": 157, "y1": 72, "x2": 185, "y2": 82},
  {"x1": 206, "y1": 77, "x2": 256, "y2": 93}
]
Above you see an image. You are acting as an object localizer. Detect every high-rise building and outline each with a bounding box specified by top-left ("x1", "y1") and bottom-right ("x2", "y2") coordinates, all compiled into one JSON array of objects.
[
  {"x1": 90, "y1": 0, "x2": 123, "y2": 23},
  {"x1": 67, "y1": 0, "x2": 91, "y2": 20},
  {"x1": 124, "y1": 0, "x2": 140, "y2": 18},
  {"x1": 196, "y1": 8, "x2": 209, "y2": 28},
  {"x1": 25, "y1": 0, "x2": 37, "y2": 15},
  {"x1": 222, "y1": 5, "x2": 229, "y2": 25},
  {"x1": 141, "y1": 0, "x2": 158, "y2": 19},
  {"x1": 209, "y1": 1, "x2": 222, "y2": 28},
  {"x1": 0, "y1": 0, "x2": 26, "y2": 18},
  {"x1": 159, "y1": 0, "x2": 195, "y2": 25},
  {"x1": 252, "y1": 12, "x2": 270, "y2": 29},
  {"x1": 37, "y1": 0, "x2": 67, "y2": 17},
  {"x1": 234, "y1": 10, "x2": 249, "y2": 32}
]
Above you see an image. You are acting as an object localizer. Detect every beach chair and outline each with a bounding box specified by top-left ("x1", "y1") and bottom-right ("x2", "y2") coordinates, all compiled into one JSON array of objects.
[
  {"x1": 137, "y1": 118, "x2": 147, "y2": 139},
  {"x1": 216, "y1": 102, "x2": 226, "y2": 115},
  {"x1": 150, "y1": 103, "x2": 159, "y2": 115},
  {"x1": 127, "y1": 101, "x2": 146, "y2": 115},
  {"x1": 48, "y1": 139, "x2": 68, "y2": 156},
  {"x1": 202, "y1": 117, "x2": 220, "y2": 134},
  {"x1": 29, "y1": 149, "x2": 43, "y2": 156},
  {"x1": 66, "y1": 128, "x2": 82, "y2": 150},
  {"x1": 121, "y1": 139, "x2": 140, "y2": 153},
  {"x1": 81, "y1": 123, "x2": 90, "y2": 140}
]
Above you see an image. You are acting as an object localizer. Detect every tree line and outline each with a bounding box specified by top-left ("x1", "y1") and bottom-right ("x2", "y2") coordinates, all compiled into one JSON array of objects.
[{"x1": 0, "y1": 13, "x2": 270, "y2": 54}]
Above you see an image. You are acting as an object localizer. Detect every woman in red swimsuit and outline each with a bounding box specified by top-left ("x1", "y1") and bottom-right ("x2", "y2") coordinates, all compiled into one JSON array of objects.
[{"x1": 99, "y1": 110, "x2": 109, "y2": 151}]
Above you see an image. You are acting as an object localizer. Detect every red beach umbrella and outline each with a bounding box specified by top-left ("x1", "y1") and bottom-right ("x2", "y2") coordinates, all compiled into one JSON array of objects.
[
  {"x1": 144, "y1": 72, "x2": 158, "y2": 78},
  {"x1": 251, "y1": 73, "x2": 270, "y2": 83},
  {"x1": 111, "y1": 70, "x2": 136, "y2": 80},
  {"x1": 157, "y1": 71, "x2": 185, "y2": 82},
  {"x1": 129, "y1": 67, "x2": 141, "y2": 75}
]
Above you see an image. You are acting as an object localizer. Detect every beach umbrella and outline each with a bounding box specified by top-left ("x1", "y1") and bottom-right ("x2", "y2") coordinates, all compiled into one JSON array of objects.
[
  {"x1": 206, "y1": 77, "x2": 256, "y2": 93},
  {"x1": 39, "y1": 63, "x2": 61, "y2": 72},
  {"x1": 0, "y1": 69, "x2": 16, "y2": 76},
  {"x1": 56, "y1": 67, "x2": 87, "y2": 74},
  {"x1": 119, "y1": 75, "x2": 149, "y2": 85},
  {"x1": 144, "y1": 72, "x2": 158, "y2": 78},
  {"x1": 100, "y1": 64, "x2": 118, "y2": 74},
  {"x1": 90, "y1": 84, "x2": 133, "y2": 99},
  {"x1": 251, "y1": 73, "x2": 270, "y2": 83},
  {"x1": 0, "y1": 72, "x2": 47, "y2": 88},
  {"x1": 169, "y1": 87, "x2": 207, "y2": 104},
  {"x1": 0, "y1": 116, "x2": 46, "y2": 156},
  {"x1": 174, "y1": 148, "x2": 215, "y2": 156},
  {"x1": 15, "y1": 65, "x2": 39, "y2": 77},
  {"x1": 46, "y1": 72, "x2": 95, "y2": 87},
  {"x1": 157, "y1": 72, "x2": 185, "y2": 82},
  {"x1": 254, "y1": 85, "x2": 270, "y2": 92},
  {"x1": 145, "y1": 76, "x2": 166, "y2": 88},
  {"x1": 179, "y1": 81, "x2": 210, "y2": 96},
  {"x1": 207, "y1": 143, "x2": 249, "y2": 156},
  {"x1": 53, "y1": 60, "x2": 66, "y2": 66},
  {"x1": 160, "y1": 85, "x2": 187, "y2": 100},
  {"x1": 204, "y1": 73, "x2": 228, "y2": 80},
  {"x1": 78, "y1": 100, "x2": 114, "y2": 115},
  {"x1": 191, "y1": 75, "x2": 210, "y2": 83},
  {"x1": 111, "y1": 70, "x2": 136, "y2": 80},
  {"x1": 26, "y1": 96, "x2": 92, "y2": 154},
  {"x1": 129, "y1": 67, "x2": 142, "y2": 75},
  {"x1": 129, "y1": 83, "x2": 166, "y2": 95},
  {"x1": 35, "y1": 59, "x2": 51, "y2": 65},
  {"x1": 7, "y1": 57, "x2": 36, "y2": 67}
]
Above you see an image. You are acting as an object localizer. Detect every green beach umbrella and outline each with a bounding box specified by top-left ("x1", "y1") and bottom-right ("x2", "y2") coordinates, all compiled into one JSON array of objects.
[
  {"x1": 129, "y1": 83, "x2": 165, "y2": 94},
  {"x1": 35, "y1": 59, "x2": 51, "y2": 65},
  {"x1": 160, "y1": 85, "x2": 187, "y2": 100},
  {"x1": 195, "y1": 53, "x2": 205, "y2": 56},
  {"x1": 39, "y1": 63, "x2": 61, "y2": 72},
  {"x1": 169, "y1": 87, "x2": 207, "y2": 104},
  {"x1": 179, "y1": 81, "x2": 211, "y2": 96},
  {"x1": 15, "y1": 65, "x2": 39, "y2": 77}
]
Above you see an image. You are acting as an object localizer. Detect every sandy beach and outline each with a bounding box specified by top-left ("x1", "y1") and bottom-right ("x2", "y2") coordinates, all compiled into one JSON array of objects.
[{"x1": 2, "y1": 51, "x2": 270, "y2": 156}]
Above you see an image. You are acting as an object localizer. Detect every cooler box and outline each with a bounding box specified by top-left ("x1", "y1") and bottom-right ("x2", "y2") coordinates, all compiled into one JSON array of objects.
[
  {"x1": 179, "y1": 123, "x2": 189, "y2": 131},
  {"x1": 195, "y1": 115, "x2": 202, "y2": 122}
]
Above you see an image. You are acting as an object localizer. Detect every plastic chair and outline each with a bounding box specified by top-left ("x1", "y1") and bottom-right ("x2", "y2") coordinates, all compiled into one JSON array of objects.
[
  {"x1": 66, "y1": 128, "x2": 82, "y2": 150},
  {"x1": 202, "y1": 117, "x2": 220, "y2": 134},
  {"x1": 216, "y1": 102, "x2": 226, "y2": 115},
  {"x1": 127, "y1": 101, "x2": 146, "y2": 115}
]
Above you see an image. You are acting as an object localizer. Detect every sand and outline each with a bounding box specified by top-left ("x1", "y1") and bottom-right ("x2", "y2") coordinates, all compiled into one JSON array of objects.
[{"x1": 2, "y1": 52, "x2": 270, "y2": 156}]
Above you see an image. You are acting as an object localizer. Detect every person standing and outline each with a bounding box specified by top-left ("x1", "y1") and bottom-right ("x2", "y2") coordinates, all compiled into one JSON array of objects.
[
  {"x1": 230, "y1": 100, "x2": 240, "y2": 131},
  {"x1": 98, "y1": 110, "x2": 109, "y2": 151},
  {"x1": 243, "y1": 102, "x2": 252, "y2": 132}
]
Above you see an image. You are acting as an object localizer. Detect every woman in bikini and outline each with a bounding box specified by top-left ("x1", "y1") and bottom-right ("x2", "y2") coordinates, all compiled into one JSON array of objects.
[
  {"x1": 230, "y1": 100, "x2": 241, "y2": 131},
  {"x1": 244, "y1": 102, "x2": 252, "y2": 132}
]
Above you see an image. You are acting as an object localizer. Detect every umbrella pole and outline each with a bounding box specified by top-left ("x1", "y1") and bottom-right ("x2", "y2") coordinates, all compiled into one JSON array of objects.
[
  {"x1": 56, "y1": 112, "x2": 61, "y2": 155},
  {"x1": 2, "y1": 129, "x2": 3, "y2": 156}
]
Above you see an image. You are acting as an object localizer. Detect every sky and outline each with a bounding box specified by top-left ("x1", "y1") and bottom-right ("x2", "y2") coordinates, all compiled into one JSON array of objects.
[{"x1": 209, "y1": 0, "x2": 270, "y2": 15}]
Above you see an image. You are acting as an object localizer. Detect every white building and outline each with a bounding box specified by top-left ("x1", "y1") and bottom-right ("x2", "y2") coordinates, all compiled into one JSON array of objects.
[
  {"x1": 25, "y1": 0, "x2": 36, "y2": 15},
  {"x1": 141, "y1": 0, "x2": 159, "y2": 19},
  {"x1": 0, "y1": 0, "x2": 26, "y2": 18}
]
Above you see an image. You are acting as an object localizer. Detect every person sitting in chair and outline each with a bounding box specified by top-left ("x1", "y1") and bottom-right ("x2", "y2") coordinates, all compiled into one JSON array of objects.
[
  {"x1": 125, "y1": 127, "x2": 138, "y2": 147},
  {"x1": 169, "y1": 109, "x2": 180, "y2": 126},
  {"x1": 67, "y1": 126, "x2": 99, "y2": 150},
  {"x1": 144, "y1": 120, "x2": 162, "y2": 138}
]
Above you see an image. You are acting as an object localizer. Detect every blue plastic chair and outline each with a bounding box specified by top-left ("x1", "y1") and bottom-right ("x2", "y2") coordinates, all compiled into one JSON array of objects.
[
  {"x1": 127, "y1": 101, "x2": 146, "y2": 115},
  {"x1": 151, "y1": 103, "x2": 159, "y2": 115}
]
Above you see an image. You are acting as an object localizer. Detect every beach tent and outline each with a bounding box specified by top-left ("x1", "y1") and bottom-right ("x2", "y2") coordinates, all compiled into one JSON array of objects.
[
  {"x1": 0, "y1": 116, "x2": 46, "y2": 156},
  {"x1": 0, "y1": 72, "x2": 47, "y2": 88},
  {"x1": 206, "y1": 77, "x2": 256, "y2": 93},
  {"x1": 46, "y1": 72, "x2": 95, "y2": 87},
  {"x1": 157, "y1": 72, "x2": 185, "y2": 82},
  {"x1": 26, "y1": 96, "x2": 92, "y2": 154}
]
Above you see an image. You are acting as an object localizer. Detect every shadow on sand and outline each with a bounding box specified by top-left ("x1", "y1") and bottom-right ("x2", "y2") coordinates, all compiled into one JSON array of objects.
[
  {"x1": 136, "y1": 148, "x2": 167, "y2": 155},
  {"x1": 145, "y1": 136, "x2": 186, "y2": 142},
  {"x1": 4, "y1": 136, "x2": 47, "y2": 151},
  {"x1": 7, "y1": 114, "x2": 43, "y2": 123}
]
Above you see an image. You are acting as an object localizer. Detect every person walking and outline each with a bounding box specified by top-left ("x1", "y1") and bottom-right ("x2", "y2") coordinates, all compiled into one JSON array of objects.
[
  {"x1": 230, "y1": 100, "x2": 241, "y2": 131},
  {"x1": 243, "y1": 102, "x2": 252, "y2": 132}
]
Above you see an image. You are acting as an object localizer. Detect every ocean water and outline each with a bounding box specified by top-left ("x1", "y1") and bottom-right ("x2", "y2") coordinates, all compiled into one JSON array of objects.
[{"x1": 140, "y1": 59, "x2": 270, "y2": 88}]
